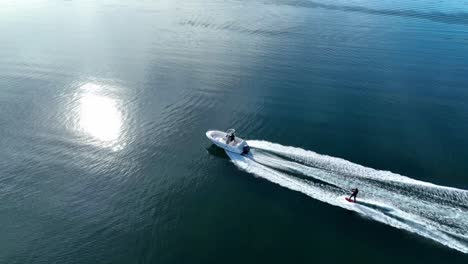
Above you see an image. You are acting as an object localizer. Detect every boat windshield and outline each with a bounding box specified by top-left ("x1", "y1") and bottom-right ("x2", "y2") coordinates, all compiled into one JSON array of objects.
[{"x1": 226, "y1": 129, "x2": 235, "y2": 136}]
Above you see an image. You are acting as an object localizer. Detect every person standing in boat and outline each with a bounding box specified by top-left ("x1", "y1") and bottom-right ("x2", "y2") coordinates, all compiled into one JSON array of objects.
[{"x1": 226, "y1": 132, "x2": 235, "y2": 144}]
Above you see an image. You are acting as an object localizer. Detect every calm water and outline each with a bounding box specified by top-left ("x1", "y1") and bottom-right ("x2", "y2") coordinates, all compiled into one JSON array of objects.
[{"x1": 1, "y1": 0, "x2": 468, "y2": 263}]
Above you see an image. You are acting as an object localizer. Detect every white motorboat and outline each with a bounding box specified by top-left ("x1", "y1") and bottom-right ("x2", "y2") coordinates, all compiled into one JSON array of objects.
[{"x1": 206, "y1": 129, "x2": 250, "y2": 154}]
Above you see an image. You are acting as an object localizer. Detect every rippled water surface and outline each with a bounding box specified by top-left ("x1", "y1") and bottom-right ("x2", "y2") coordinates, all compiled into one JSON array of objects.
[{"x1": 1, "y1": 0, "x2": 468, "y2": 263}]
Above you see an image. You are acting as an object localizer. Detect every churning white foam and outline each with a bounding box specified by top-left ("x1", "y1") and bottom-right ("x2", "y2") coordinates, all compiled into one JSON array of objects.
[{"x1": 226, "y1": 140, "x2": 468, "y2": 254}]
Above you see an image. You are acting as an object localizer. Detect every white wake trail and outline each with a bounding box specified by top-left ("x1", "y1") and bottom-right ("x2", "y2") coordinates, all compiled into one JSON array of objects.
[{"x1": 226, "y1": 141, "x2": 468, "y2": 254}]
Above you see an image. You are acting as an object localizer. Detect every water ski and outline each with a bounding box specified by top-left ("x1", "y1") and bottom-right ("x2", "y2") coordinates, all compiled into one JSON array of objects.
[{"x1": 345, "y1": 197, "x2": 355, "y2": 203}]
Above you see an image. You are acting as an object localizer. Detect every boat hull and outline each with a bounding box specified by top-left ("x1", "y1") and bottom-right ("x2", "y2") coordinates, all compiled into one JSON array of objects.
[{"x1": 206, "y1": 130, "x2": 250, "y2": 154}]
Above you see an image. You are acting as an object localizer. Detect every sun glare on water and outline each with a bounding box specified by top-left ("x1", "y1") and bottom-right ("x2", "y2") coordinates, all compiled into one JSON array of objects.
[{"x1": 75, "y1": 83, "x2": 124, "y2": 147}]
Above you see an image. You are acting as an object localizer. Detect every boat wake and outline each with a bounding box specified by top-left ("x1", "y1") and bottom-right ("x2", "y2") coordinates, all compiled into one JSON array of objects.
[{"x1": 225, "y1": 140, "x2": 468, "y2": 254}]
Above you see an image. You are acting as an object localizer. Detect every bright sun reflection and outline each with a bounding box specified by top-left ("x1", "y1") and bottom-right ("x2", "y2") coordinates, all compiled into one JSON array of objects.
[{"x1": 78, "y1": 84, "x2": 122, "y2": 143}]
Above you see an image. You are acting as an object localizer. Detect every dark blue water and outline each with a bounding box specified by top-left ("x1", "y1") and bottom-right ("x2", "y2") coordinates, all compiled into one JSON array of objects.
[{"x1": 1, "y1": 0, "x2": 468, "y2": 263}]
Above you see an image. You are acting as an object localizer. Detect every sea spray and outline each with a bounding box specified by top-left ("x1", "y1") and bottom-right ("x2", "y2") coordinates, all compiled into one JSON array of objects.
[{"x1": 226, "y1": 141, "x2": 468, "y2": 254}]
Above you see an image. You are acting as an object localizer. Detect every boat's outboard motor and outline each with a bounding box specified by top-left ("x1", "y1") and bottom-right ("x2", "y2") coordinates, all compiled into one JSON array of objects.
[{"x1": 242, "y1": 145, "x2": 250, "y2": 154}]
